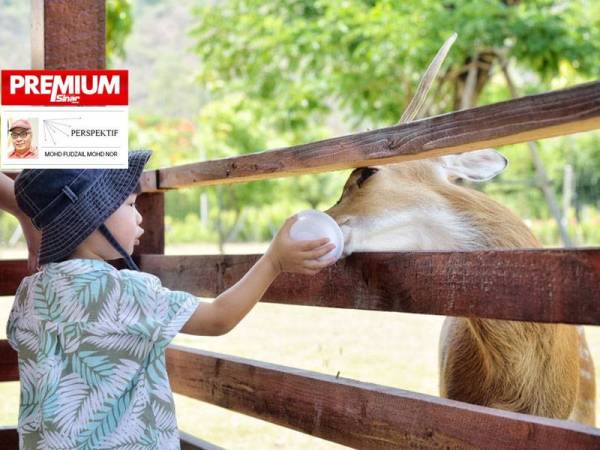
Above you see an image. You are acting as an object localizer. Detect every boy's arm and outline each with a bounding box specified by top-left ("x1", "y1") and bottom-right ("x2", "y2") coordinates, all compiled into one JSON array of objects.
[
  {"x1": 181, "y1": 215, "x2": 336, "y2": 337},
  {"x1": 181, "y1": 253, "x2": 280, "y2": 336},
  {"x1": 0, "y1": 172, "x2": 21, "y2": 217}
]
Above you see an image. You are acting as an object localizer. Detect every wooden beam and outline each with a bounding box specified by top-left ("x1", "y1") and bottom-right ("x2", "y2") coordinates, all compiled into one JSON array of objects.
[
  {"x1": 150, "y1": 81, "x2": 600, "y2": 191},
  {"x1": 0, "y1": 260, "x2": 27, "y2": 297},
  {"x1": 132, "y1": 191, "x2": 165, "y2": 262},
  {"x1": 3, "y1": 248, "x2": 600, "y2": 324},
  {"x1": 31, "y1": 0, "x2": 106, "y2": 70},
  {"x1": 4, "y1": 340, "x2": 598, "y2": 448},
  {"x1": 137, "y1": 249, "x2": 600, "y2": 325},
  {"x1": 0, "y1": 427, "x2": 18, "y2": 450},
  {"x1": 166, "y1": 345, "x2": 600, "y2": 450},
  {"x1": 0, "y1": 341, "x2": 18, "y2": 382}
]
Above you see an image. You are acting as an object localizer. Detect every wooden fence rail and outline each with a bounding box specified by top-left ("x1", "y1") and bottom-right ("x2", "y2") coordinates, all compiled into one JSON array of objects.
[
  {"x1": 6, "y1": 81, "x2": 596, "y2": 192},
  {"x1": 140, "y1": 250, "x2": 600, "y2": 324},
  {"x1": 1, "y1": 341, "x2": 598, "y2": 449},
  {"x1": 3, "y1": 248, "x2": 599, "y2": 324},
  {"x1": 165, "y1": 345, "x2": 600, "y2": 450}
]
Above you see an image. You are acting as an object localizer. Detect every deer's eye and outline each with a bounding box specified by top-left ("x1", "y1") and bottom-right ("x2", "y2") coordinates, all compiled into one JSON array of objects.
[{"x1": 356, "y1": 167, "x2": 379, "y2": 188}]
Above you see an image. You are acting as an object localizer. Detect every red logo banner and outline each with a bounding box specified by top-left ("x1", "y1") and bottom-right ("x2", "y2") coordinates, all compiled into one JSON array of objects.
[{"x1": 1, "y1": 70, "x2": 128, "y2": 106}]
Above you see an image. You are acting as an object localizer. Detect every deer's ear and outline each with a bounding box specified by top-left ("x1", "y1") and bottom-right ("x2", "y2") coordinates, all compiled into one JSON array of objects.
[{"x1": 440, "y1": 149, "x2": 507, "y2": 182}]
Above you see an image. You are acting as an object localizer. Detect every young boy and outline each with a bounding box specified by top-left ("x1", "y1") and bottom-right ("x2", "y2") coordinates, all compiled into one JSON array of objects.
[{"x1": 7, "y1": 150, "x2": 336, "y2": 449}]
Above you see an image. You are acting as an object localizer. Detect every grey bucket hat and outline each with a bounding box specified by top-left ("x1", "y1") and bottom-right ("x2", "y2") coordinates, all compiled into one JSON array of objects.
[{"x1": 14, "y1": 150, "x2": 152, "y2": 271}]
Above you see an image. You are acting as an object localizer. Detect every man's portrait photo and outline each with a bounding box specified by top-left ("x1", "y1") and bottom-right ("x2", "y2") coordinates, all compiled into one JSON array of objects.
[{"x1": 7, "y1": 118, "x2": 39, "y2": 159}]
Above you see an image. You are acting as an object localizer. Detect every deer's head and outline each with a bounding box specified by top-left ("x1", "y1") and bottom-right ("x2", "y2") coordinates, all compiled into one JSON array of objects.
[{"x1": 326, "y1": 149, "x2": 539, "y2": 255}]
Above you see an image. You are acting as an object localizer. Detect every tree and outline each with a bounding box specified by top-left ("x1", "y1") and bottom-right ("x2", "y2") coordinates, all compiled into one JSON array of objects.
[
  {"x1": 106, "y1": 0, "x2": 133, "y2": 65},
  {"x1": 190, "y1": 0, "x2": 599, "y2": 128}
]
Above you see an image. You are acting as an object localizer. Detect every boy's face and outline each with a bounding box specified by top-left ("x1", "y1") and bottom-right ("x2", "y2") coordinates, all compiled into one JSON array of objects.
[{"x1": 71, "y1": 193, "x2": 144, "y2": 260}]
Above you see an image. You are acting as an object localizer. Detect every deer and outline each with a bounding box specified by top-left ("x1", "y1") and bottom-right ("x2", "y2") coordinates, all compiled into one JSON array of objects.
[{"x1": 324, "y1": 34, "x2": 596, "y2": 426}]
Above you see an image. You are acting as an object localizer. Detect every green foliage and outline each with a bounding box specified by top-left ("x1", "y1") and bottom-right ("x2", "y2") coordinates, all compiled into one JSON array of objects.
[
  {"x1": 189, "y1": 0, "x2": 600, "y2": 129},
  {"x1": 106, "y1": 0, "x2": 133, "y2": 65},
  {"x1": 0, "y1": 0, "x2": 29, "y2": 69},
  {"x1": 129, "y1": 114, "x2": 197, "y2": 167},
  {"x1": 528, "y1": 207, "x2": 600, "y2": 247},
  {"x1": 166, "y1": 213, "x2": 217, "y2": 243}
]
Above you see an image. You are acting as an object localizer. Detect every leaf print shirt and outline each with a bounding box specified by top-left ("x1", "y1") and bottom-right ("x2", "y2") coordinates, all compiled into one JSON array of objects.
[{"x1": 7, "y1": 258, "x2": 201, "y2": 450}]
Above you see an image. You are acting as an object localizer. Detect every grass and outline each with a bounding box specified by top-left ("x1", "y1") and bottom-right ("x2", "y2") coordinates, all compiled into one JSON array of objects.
[{"x1": 0, "y1": 243, "x2": 599, "y2": 449}]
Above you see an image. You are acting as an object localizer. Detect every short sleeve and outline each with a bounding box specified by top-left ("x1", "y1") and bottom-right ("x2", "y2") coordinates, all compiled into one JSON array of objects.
[{"x1": 147, "y1": 274, "x2": 200, "y2": 347}]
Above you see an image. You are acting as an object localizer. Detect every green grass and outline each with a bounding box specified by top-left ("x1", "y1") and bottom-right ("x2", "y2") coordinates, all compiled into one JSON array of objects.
[{"x1": 1, "y1": 243, "x2": 599, "y2": 449}]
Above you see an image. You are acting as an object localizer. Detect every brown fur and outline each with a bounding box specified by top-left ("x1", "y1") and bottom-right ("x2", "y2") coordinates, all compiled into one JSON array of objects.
[{"x1": 328, "y1": 159, "x2": 596, "y2": 425}]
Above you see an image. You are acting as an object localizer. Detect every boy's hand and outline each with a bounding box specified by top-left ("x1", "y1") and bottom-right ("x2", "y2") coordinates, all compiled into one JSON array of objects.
[{"x1": 265, "y1": 214, "x2": 337, "y2": 276}]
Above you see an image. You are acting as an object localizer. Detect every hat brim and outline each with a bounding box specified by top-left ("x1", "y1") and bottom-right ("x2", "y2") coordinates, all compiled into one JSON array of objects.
[{"x1": 38, "y1": 150, "x2": 152, "y2": 265}]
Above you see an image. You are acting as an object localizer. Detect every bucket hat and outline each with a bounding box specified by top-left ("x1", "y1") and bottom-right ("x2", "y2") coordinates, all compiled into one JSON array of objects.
[{"x1": 14, "y1": 150, "x2": 152, "y2": 271}]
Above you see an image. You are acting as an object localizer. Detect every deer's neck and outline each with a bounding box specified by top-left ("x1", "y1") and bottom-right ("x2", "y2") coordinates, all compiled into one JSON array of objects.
[
  {"x1": 438, "y1": 183, "x2": 541, "y2": 249},
  {"x1": 438, "y1": 185, "x2": 580, "y2": 417}
]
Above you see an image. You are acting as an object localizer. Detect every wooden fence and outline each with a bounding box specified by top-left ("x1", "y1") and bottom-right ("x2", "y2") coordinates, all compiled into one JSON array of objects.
[{"x1": 1, "y1": 1, "x2": 599, "y2": 448}]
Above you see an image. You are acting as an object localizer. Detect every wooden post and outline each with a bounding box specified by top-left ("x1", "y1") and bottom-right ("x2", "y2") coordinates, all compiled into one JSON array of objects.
[
  {"x1": 134, "y1": 192, "x2": 165, "y2": 257},
  {"x1": 132, "y1": 169, "x2": 165, "y2": 263},
  {"x1": 31, "y1": 0, "x2": 106, "y2": 70}
]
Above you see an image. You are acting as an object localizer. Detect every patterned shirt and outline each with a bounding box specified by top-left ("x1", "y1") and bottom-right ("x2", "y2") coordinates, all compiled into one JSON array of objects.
[{"x1": 7, "y1": 258, "x2": 201, "y2": 450}]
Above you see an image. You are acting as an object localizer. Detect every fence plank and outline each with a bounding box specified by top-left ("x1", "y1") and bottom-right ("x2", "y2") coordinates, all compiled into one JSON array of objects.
[
  {"x1": 154, "y1": 81, "x2": 600, "y2": 191},
  {"x1": 132, "y1": 191, "x2": 165, "y2": 259},
  {"x1": 138, "y1": 249, "x2": 600, "y2": 324},
  {"x1": 2, "y1": 249, "x2": 599, "y2": 324},
  {"x1": 0, "y1": 260, "x2": 27, "y2": 298},
  {"x1": 0, "y1": 341, "x2": 18, "y2": 382},
  {"x1": 166, "y1": 345, "x2": 600, "y2": 450},
  {"x1": 0, "y1": 427, "x2": 18, "y2": 450}
]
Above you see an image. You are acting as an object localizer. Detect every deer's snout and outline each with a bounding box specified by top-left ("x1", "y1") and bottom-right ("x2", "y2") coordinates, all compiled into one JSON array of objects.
[{"x1": 327, "y1": 214, "x2": 353, "y2": 257}]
